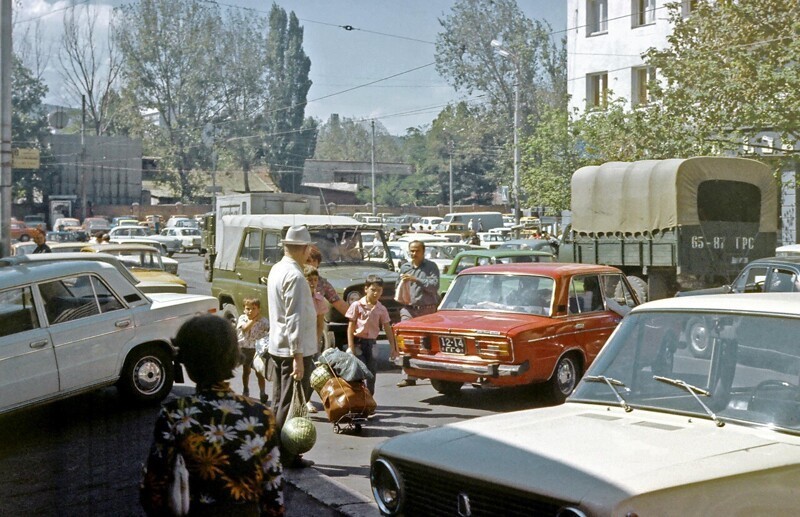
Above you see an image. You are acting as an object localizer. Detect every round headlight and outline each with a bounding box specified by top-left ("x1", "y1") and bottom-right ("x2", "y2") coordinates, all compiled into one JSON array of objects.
[
  {"x1": 346, "y1": 290, "x2": 361, "y2": 305},
  {"x1": 371, "y1": 458, "x2": 403, "y2": 515}
]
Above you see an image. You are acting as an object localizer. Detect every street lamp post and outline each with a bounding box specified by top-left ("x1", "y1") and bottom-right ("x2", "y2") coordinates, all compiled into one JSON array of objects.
[{"x1": 491, "y1": 39, "x2": 521, "y2": 226}]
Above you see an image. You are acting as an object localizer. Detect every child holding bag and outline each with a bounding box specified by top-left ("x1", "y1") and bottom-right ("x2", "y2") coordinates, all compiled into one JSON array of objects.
[{"x1": 236, "y1": 298, "x2": 269, "y2": 403}]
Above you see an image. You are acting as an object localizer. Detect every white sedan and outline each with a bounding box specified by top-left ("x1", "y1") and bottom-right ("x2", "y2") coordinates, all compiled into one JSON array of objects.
[
  {"x1": 371, "y1": 294, "x2": 800, "y2": 516},
  {"x1": 161, "y1": 227, "x2": 203, "y2": 253},
  {"x1": 0, "y1": 255, "x2": 217, "y2": 414}
]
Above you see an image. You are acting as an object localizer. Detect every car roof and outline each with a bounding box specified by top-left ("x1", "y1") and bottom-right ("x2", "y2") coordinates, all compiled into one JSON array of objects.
[
  {"x1": 633, "y1": 293, "x2": 800, "y2": 316},
  {"x1": 454, "y1": 248, "x2": 553, "y2": 258},
  {"x1": 0, "y1": 256, "x2": 131, "y2": 286},
  {"x1": 82, "y1": 243, "x2": 159, "y2": 252},
  {"x1": 460, "y1": 262, "x2": 621, "y2": 276},
  {"x1": 749, "y1": 256, "x2": 800, "y2": 266},
  {"x1": 0, "y1": 252, "x2": 145, "y2": 287}
]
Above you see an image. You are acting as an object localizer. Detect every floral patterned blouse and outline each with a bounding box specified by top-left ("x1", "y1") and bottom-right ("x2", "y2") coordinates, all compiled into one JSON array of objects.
[{"x1": 140, "y1": 382, "x2": 284, "y2": 516}]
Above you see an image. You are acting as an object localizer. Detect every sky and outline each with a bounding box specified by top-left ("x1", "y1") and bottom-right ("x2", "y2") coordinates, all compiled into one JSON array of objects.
[{"x1": 16, "y1": 0, "x2": 567, "y2": 135}]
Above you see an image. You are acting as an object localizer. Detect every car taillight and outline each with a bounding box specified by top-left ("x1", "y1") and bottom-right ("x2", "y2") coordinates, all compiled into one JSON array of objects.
[
  {"x1": 475, "y1": 338, "x2": 511, "y2": 359},
  {"x1": 397, "y1": 334, "x2": 429, "y2": 353}
]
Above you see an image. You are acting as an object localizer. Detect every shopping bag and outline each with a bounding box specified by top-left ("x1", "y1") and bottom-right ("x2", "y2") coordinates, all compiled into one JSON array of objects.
[{"x1": 319, "y1": 377, "x2": 376, "y2": 422}]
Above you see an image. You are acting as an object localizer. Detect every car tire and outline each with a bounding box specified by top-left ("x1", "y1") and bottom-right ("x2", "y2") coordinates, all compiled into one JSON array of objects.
[
  {"x1": 19, "y1": 234, "x2": 30, "y2": 242},
  {"x1": 685, "y1": 317, "x2": 711, "y2": 358},
  {"x1": 548, "y1": 354, "x2": 579, "y2": 403},
  {"x1": 118, "y1": 345, "x2": 174, "y2": 403},
  {"x1": 167, "y1": 251, "x2": 175, "y2": 258},
  {"x1": 431, "y1": 379, "x2": 462, "y2": 396},
  {"x1": 222, "y1": 303, "x2": 239, "y2": 326}
]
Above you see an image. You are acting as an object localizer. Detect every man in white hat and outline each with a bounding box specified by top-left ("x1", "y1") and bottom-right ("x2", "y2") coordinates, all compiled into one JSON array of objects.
[{"x1": 266, "y1": 224, "x2": 317, "y2": 468}]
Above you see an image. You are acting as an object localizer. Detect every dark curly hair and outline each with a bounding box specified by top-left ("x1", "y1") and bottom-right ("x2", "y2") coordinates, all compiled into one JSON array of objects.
[{"x1": 175, "y1": 314, "x2": 240, "y2": 386}]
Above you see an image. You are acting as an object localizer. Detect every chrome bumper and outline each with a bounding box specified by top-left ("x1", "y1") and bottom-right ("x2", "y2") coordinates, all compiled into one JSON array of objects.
[{"x1": 396, "y1": 356, "x2": 529, "y2": 377}]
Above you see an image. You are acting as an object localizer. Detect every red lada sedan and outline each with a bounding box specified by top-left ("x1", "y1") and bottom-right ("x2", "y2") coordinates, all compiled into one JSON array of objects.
[{"x1": 394, "y1": 263, "x2": 639, "y2": 401}]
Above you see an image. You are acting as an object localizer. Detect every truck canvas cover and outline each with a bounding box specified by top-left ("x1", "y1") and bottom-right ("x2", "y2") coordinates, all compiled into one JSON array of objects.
[
  {"x1": 215, "y1": 214, "x2": 365, "y2": 271},
  {"x1": 571, "y1": 157, "x2": 776, "y2": 236}
]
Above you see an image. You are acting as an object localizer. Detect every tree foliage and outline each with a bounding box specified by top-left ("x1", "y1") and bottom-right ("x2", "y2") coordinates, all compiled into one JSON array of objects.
[
  {"x1": 114, "y1": 0, "x2": 224, "y2": 200},
  {"x1": 263, "y1": 5, "x2": 316, "y2": 193},
  {"x1": 314, "y1": 115, "x2": 403, "y2": 162},
  {"x1": 645, "y1": 0, "x2": 800, "y2": 152}
]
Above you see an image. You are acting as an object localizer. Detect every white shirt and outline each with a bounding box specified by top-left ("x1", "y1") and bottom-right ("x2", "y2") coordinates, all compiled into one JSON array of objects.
[{"x1": 266, "y1": 255, "x2": 317, "y2": 358}]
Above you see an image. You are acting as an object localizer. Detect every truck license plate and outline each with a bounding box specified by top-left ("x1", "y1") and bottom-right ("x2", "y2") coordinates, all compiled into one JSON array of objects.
[{"x1": 439, "y1": 336, "x2": 465, "y2": 354}]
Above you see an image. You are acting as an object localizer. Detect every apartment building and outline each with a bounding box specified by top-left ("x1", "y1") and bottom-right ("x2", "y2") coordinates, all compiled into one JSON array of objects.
[{"x1": 567, "y1": 0, "x2": 696, "y2": 114}]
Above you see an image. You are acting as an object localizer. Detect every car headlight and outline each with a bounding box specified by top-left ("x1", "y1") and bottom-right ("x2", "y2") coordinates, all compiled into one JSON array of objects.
[
  {"x1": 371, "y1": 458, "x2": 403, "y2": 515},
  {"x1": 346, "y1": 290, "x2": 361, "y2": 305}
]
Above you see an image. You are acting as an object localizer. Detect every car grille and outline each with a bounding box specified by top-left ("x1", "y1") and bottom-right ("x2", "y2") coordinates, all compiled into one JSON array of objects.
[{"x1": 393, "y1": 458, "x2": 569, "y2": 516}]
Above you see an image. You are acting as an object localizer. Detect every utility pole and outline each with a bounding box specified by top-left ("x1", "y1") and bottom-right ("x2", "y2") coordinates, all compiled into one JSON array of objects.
[
  {"x1": 448, "y1": 141, "x2": 454, "y2": 213},
  {"x1": 491, "y1": 39, "x2": 522, "y2": 226},
  {"x1": 80, "y1": 95, "x2": 87, "y2": 220},
  {"x1": 370, "y1": 120, "x2": 376, "y2": 216},
  {"x1": 0, "y1": 0, "x2": 11, "y2": 257}
]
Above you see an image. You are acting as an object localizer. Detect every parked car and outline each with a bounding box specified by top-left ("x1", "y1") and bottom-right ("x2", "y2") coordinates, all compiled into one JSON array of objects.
[
  {"x1": 106, "y1": 225, "x2": 181, "y2": 256},
  {"x1": 160, "y1": 227, "x2": 202, "y2": 253},
  {"x1": 45, "y1": 231, "x2": 81, "y2": 243},
  {"x1": 776, "y1": 244, "x2": 800, "y2": 257},
  {"x1": 372, "y1": 293, "x2": 800, "y2": 516},
  {"x1": 23, "y1": 214, "x2": 46, "y2": 229},
  {"x1": 475, "y1": 231, "x2": 507, "y2": 249},
  {"x1": 0, "y1": 255, "x2": 217, "y2": 414},
  {"x1": 393, "y1": 263, "x2": 638, "y2": 399},
  {"x1": 10, "y1": 219, "x2": 33, "y2": 242},
  {"x1": 110, "y1": 216, "x2": 139, "y2": 228},
  {"x1": 83, "y1": 217, "x2": 111, "y2": 236},
  {"x1": 439, "y1": 249, "x2": 555, "y2": 296},
  {"x1": 165, "y1": 216, "x2": 200, "y2": 229},
  {"x1": 412, "y1": 216, "x2": 443, "y2": 232},
  {"x1": 499, "y1": 238, "x2": 558, "y2": 254},
  {"x1": 81, "y1": 244, "x2": 187, "y2": 294},
  {"x1": 52, "y1": 217, "x2": 81, "y2": 232},
  {"x1": 9, "y1": 241, "x2": 43, "y2": 256},
  {"x1": 108, "y1": 238, "x2": 179, "y2": 274}
]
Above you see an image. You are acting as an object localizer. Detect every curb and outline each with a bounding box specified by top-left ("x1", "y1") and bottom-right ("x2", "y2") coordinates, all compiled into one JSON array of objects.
[{"x1": 284, "y1": 466, "x2": 379, "y2": 517}]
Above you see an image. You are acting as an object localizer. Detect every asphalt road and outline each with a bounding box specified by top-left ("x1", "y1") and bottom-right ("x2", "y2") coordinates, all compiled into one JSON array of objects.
[{"x1": 0, "y1": 252, "x2": 555, "y2": 516}]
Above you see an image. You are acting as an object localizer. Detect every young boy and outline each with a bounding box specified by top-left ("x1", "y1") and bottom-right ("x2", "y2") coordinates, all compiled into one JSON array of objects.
[
  {"x1": 303, "y1": 265, "x2": 328, "y2": 414},
  {"x1": 236, "y1": 298, "x2": 269, "y2": 403},
  {"x1": 346, "y1": 275, "x2": 397, "y2": 395}
]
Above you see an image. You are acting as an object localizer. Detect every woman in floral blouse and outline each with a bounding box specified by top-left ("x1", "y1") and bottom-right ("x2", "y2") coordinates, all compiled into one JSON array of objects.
[{"x1": 140, "y1": 314, "x2": 284, "y2": 516}]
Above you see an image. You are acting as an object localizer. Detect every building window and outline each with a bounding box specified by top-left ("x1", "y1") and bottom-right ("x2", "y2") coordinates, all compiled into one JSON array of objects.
[
  {"x1": 682, "y1": 0, "x2": 698, "y2": 17},
  {"x1": 587, "y1": 72, "x2": 609, "y2": 108},
  {"x1": 632, "y1": 0, "x2": 656, "y2": 27},
  {"x1": 587, "y1": 0, "x2": 608, "y2": 35},
  {"x1": 632, "y1": 66, "x2": 656, "y2": 105}
]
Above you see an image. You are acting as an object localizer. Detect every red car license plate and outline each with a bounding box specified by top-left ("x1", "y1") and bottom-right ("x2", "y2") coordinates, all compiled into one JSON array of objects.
[{"x1": 439, "y1": 336, "x2": 465, "y2": 354}]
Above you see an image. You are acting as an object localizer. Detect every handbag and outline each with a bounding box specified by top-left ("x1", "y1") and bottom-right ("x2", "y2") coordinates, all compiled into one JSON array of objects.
[
  {"x1": 394, "y1": 277, "x2": 411, "y2": 305},
  {"x1": 252, "y1": 353, "x2": 268, "y2": 379},
  {"x1": 167, "y1": 451, "x2": 190, "y2": 516}
]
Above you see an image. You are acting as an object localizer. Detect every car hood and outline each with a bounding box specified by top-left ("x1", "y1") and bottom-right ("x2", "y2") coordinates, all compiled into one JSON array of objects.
[
  {"x1": 375, "y1": 403, "x2": 800, "y2": 511},
  {"x1": 320, "y1": 264, "x2": 398, "y2": 287},
  {"x1": 395, "y1": 310, "x2": 546, "y2": 334}
]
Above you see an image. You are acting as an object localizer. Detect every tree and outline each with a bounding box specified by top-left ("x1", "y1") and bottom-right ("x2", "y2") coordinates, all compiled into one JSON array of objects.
[
  {"x1": 645, "y1": 0, "x2": 800, "y2": 154},
  {"x1": 59, "y1": 3, "x2": 121, "y2": 136},
  {"x1": 314, "y1": 114, "x2": 403, "y2": 162},
  {"x1": 10, "y1": 56, "x2": 55, "y2": 206},
  {"x1": 215, "y1": 10, "x2": 270, "y2": 193},
  {"x1": 113, "y1": 0, "x2": 225, "y2": 200},
  {"x1": 263, "y1": 5, "x2": 315, "y2": 193},
  {"x1": 435, "y1": 0, "x2": 565, "y2": 131}
]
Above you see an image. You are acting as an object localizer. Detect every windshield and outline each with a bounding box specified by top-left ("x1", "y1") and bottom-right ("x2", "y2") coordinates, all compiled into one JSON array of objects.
[
  {"x1": 440, "y1": 273, "x2": 554, "y2": 316},
  {"x1": 309, "y1": 228, "x2": 392, "y2": 268},
  {"x1": 572, "y1": 310, "x2": 800, "y2": 433},
  {"x1": 425, "y1": 244, "x2": 471, "y2": 260}
]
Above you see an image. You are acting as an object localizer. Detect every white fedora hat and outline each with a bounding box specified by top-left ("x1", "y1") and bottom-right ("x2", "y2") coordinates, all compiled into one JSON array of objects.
[{"x1": 282, "y1": 225, "x2": 312, "y2": 245}]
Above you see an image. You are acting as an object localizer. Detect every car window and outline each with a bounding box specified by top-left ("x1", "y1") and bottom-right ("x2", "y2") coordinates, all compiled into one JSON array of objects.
[
  {"x1": 262, "y1": 232, "x2": 282, "y2": 264},
  {"x1": 239, "y1": 229, "x2": 262, "y2": 263},
  {"x1": 732, "y1": 266, "x2": 767, "y2": 293},
  {"x1": 39, "y1": 274, "x2": 123, "y2": 324},
  {"x1": 600, "y1": 274, "x2": 637, "y2": 309},
  {"x1": 769, "y1": 268, "x2": 800, "y2": 293},
  {"x1": 454, "y1": 257, "x2": 476, "y2": 273},
  {"x1": 0, "y1": 286, "x2": 40, "y2": 337},
  {"x1": 568, "y1": 275, "x2": 604, "y2": 314}
]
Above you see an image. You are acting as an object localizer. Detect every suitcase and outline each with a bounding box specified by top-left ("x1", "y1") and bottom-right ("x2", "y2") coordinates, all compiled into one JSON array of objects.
[{"x1": 319, "y1": 376, "x2": 376, "y2": 433}]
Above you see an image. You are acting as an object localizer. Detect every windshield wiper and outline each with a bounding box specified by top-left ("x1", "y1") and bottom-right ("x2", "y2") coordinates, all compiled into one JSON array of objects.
[
  {"x1": 584, "y1": 375, "x2": 633, "y2": 412},
  {"x1": 652, "y1": 375, "x2": 725, "y2": 427}
]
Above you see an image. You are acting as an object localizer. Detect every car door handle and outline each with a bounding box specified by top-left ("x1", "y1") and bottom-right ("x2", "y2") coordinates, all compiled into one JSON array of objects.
[
  {"x1": 260, "y1": 276, "x2": 268, "y2": 285},
  {"x1": 115, "y1": 320, "x2": 132, "y2": 328},
  {"x1": 575, "y1": 323, "x2": 585, "y2": 329},
  {"x1": 237, "y1": 272, "x2": 243, "y2": 279},
  {"x1": 29, "y1": 340, "x2": 49, "y2": 349}
]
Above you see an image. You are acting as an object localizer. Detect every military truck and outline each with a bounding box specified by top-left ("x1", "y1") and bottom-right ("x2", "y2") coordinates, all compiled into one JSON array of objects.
[
  {"x1": 557, "y1": 157, "x2": 777, "y2": 300},
  {"x1": 211, "y1": 214, "x2": 401, "y2": 346}
]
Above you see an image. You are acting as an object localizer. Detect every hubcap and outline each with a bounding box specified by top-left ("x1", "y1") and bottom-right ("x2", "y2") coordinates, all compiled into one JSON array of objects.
[
  {"x1": 134, "y1": 356, "x2": 164, "y2": 395},
  {"x1": 690, "y1": 324, "x2": 708, "y2": 352},
  {"x1": 557, "y1": 359, "x2": 575, "y2": 394}
]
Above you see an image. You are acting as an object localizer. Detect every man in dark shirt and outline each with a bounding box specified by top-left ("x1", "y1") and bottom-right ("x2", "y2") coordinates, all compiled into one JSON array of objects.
[
  {"x1": 396, "y1": 240, "x2": 440, "y2": 387},
  {"x1": 32, "y1": 229, "x2": 51, "y2": 254}
]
